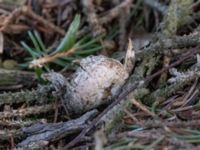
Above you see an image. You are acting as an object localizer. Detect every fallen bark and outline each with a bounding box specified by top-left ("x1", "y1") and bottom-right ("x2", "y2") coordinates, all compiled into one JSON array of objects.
[{"x1": 17, "y1": 110, "x2": 98, "y2": 149}]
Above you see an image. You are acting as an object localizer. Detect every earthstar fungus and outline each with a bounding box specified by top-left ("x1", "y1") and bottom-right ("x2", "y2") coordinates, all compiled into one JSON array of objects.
[{"x1": 42, "y1": 40, "x2": 135, "y2": 115}]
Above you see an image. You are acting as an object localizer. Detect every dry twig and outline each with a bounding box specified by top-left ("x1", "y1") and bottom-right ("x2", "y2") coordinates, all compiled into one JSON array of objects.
[
  {"x1": 99, "y1": 0, "x2": 132, "y2": 24},
  {"x1": 0, "y1": 6, "x2": 65, "y2": 35},
  {"x1": 130, "y1": 97, "x2": 155, "y2": 117},
  {"x1": 29, "y1": 47, "x2": 77, "y2": 68}
]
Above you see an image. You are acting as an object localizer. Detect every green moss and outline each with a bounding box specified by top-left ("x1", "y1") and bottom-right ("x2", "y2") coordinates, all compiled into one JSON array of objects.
[
  {"x1": 163, "y1": 0, "x2": 193, "y2": 36},
  {"x1": 3, "y1": 59, "x2": 18, "y2": 70}
]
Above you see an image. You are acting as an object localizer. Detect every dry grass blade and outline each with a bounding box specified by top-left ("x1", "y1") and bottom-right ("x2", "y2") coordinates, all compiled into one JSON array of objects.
[
  {"x1": 29, "y1": 47, "x2": 77, "y2": 68},
  {"x1": 0, "y1": 32, "x2": 3, "y2": 54},
  {"x1": 130, "y1": 97, "x2": 156, "y2": 117},
  {"x1": 124, "y1": 38, "x2": 135, "y2": 74}
]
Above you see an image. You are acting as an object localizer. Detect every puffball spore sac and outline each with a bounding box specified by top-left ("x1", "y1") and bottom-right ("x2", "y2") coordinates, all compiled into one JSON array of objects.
[
  {"x1": 43, "y1": 41, "x2": 135, "y2": 115},
  {"x1": 64, "y1": 55, "x2": 129, "y2": 114}
]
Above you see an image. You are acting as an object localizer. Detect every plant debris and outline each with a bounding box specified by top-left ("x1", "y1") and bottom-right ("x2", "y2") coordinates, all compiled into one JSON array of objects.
[{"x1": 0, "y1": 0, "x2": 200, "y2": 149}]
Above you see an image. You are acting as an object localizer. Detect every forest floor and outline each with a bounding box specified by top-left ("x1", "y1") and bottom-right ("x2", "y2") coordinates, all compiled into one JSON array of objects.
[{"x1": 0, "y1": 0, "x2": 200, "y2": 149}]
